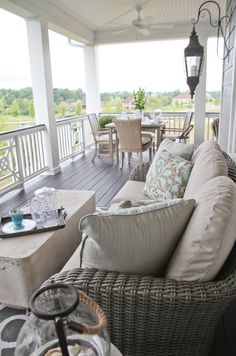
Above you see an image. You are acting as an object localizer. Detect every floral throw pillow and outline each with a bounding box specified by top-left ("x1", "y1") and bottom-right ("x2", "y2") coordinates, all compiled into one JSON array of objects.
[{"x1": 143, "y1": 150, "x2": 192, "y2": 200}]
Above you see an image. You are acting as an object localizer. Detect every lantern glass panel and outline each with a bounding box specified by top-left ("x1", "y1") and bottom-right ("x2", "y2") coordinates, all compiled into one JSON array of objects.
[{"x1": 186, "y1": 56, "x2": 202, "y2": 77}]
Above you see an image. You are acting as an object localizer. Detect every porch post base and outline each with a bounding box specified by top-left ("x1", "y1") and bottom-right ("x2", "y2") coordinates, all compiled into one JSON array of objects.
[{"x1": 42, "y1": 165, "x2": 61, "y2": 176}]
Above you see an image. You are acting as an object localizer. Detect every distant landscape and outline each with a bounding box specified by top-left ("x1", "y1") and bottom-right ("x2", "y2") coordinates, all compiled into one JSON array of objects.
[{"x1": 0, "y1": 87, "x2": 221, "y2": 133}]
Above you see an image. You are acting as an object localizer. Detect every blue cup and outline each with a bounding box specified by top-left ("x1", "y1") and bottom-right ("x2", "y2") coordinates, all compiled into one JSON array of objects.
[{"x1": 11, "y1": 211, "x2": 24, "y2": 229}]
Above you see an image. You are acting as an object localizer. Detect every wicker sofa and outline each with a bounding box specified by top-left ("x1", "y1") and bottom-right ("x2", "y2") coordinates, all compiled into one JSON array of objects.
[{"x1": 44, "y1": 144, "x2": 236, "y2": 356}]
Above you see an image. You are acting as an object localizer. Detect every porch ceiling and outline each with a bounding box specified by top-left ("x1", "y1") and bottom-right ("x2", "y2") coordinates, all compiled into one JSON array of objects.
[{"x1": 2, "y1": 0, "x2": 227, "y2": 43}]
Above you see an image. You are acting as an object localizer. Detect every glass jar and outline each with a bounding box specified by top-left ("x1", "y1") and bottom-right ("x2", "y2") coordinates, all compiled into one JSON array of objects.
[{"x1": 15, "y1": 284, "x2": 110, "y2": 356}]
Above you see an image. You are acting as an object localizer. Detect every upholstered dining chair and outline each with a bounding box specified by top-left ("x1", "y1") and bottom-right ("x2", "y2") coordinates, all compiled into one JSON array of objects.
[
  {"x1": 114, "y1": 119, "x2": 153, "y2": 169},
  {"x1": 162, "y1": 111, "x2": 194, "y2": 141},
  {"x1": 88, "y1": 113, "x2": 119, "y2": 163},
  {"x1": 211, "y1": 118, "x2": 219, "y2": 141}
]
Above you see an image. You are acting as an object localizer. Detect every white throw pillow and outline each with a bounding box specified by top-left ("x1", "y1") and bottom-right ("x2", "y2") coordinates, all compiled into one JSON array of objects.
[
  {"x1": 79, "y1": 199, "x2": 195, "y2": 276},
  {"x1": 144, "y1": 150, "x2": 192, "y2": 200},
  {"x1": 166, "y1": 176, "x2": 236, "y2": 282}
]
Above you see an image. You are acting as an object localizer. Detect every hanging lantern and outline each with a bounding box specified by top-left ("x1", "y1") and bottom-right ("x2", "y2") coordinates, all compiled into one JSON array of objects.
[{"x1": 184, "y1": 26, "x2": 204, "y2": 99}]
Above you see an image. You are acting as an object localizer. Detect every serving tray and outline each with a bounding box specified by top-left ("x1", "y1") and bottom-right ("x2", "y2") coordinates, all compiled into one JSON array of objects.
[{"x1": 0, "y1": 208, "x2": 67, "y2": 238}]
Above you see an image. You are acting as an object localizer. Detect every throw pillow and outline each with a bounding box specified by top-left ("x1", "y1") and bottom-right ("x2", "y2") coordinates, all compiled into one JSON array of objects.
[
  {"x1": 157, "y1": 138, "x2": 195, "y2": 160},
  {"x1": 144, "y1": 150, "x2": 192, "y2": 200},
  {"x1": 79, "y1": 199, "x2": 195, "y2": 276},
  {"x1": 109, "y1": 199, "x2": 158, "y2": 212},
  {"x1": 184, "y1": 148, "x2": 228, "y2": 199},
  {"x1": 166, "y1": 176, "x2": 236, "y2": 282}
]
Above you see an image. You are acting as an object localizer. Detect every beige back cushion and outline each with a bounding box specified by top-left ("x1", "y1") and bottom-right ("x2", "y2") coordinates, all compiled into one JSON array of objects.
[
  {"x1": 192, "y1": 140, "x2": 222, "y2": 163},
  {"x1": 166, "y1": 176, "x2": 236, "y2": 282},
  {"x1": 79, "y1": 199, "x2": 195, "y2": 276},
  {"x1": 184, "y1": 149, "x2": 227, "y2": 199}
]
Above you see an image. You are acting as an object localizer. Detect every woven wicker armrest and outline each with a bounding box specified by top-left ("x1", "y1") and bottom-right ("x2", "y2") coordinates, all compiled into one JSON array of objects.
[
  {"x1": 129, "y1": 161, "x2": 152, "y2": 182},
  {"x1": 44, "y1": 261, "x2": 236, "y2": 356}
]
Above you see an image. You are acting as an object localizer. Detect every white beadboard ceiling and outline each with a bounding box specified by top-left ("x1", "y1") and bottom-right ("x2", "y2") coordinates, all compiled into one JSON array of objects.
[{"x1": 2, "y1": 0, "x2": 227, "y2": 44}]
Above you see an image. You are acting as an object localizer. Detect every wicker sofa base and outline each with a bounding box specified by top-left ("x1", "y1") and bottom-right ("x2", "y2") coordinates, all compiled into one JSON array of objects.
[{"x1": 44, "y1": 264, "x2": 236, "y2": 356}]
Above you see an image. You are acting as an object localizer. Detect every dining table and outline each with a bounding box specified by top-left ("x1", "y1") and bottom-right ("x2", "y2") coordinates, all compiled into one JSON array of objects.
[{"x1": 105, "y1": 119, "x2": 166, "y2": 164}]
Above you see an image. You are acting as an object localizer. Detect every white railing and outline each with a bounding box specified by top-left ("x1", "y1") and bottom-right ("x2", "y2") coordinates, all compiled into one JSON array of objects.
[
  {"x1": 56, "y1": 115, "x2": 94, "y2": 162},
  {"x1": 100, "y1": 111, "x2": 188, "y2": 129},
  {"x1": 0, "y1": 112, "x2": 220, "y2": 197},
  {"x1": 0, "y1": 124, "x2": 47, "y2": 196}
]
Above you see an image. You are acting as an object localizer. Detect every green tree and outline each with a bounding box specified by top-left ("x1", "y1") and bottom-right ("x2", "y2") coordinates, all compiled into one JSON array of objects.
[
  {"x1": 113, "y1": 97, "x2": 123, "y2": 112},
  {"x1": 10, "y1": 100, "x2": 21, "y2": 116},
  {"x1": 75, "y1": 100, "x2": 82, "y2": 115},
  {"x1": 102, "y1": 100, "x2": 113, "y2": 112},
  {"x1": 57, "y1": 101, "x2": 67, "y2": 117},
  {"x1": 145, "y1": 96, "x2": 161, "y2": 111},
  {"x1": 0, "y1": 97, "x2": 5, "y2": 114},
  {"x1": 28, "y1": 99, "x2": 35, "y2": 118}
]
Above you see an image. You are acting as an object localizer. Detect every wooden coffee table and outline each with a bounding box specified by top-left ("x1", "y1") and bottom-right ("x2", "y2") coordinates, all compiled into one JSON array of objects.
[{"x1": 0, "y1": 190, "x2": 95, "y2": 308}]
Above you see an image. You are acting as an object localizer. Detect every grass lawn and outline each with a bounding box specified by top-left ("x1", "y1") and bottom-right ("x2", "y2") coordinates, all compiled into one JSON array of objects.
[{"x1": 0, "y1": 115, "x2": 35, "y2": 132}]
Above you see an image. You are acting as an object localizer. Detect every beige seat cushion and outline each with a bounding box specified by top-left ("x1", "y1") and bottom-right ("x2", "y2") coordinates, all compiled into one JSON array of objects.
[
  {"x1": 111, "y1": 181, "x2": 148, "y2": 204},
  {"x1": 192, "y1": 140, "x2": 222, "y2": 163},
  {"x1": 166, "y1": 176, "x2": 236, "y2": 282},
  {"x1": 184, "y1": 149, "x2": 227, "y2": 199},
  {"x1": 79, "y1": 199, "x2": 195, "y2": 276}
]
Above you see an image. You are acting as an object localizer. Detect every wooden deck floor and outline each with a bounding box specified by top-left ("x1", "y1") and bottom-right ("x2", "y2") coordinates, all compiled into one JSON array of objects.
[
  {"x1": 0, "y1": 150, "x2": 137, "y2": 216},
  {"x1": 0, "y1": 149, "x2": 235, "y2": 355}
]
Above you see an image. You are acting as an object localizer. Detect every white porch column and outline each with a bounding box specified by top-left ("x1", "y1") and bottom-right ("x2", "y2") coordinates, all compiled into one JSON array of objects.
[
  {"x1": 26, "y1": 19, "x2": 61, "y2": 175},
  {"x1": 84, "y1": 45, "x2": 101, "y2": 114},
  {"x1": 194, "y1": 35, "x2": 208, "y2": 146}
]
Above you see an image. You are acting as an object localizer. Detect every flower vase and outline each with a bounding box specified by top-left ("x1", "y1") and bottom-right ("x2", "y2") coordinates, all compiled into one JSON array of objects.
[{"x1": 134, "y1": 109, "x2": 143, "y2": 119}]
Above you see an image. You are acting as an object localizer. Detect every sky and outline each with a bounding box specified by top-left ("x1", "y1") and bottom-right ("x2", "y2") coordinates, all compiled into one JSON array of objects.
[{"x1": 0, "y1": 8, "x2": 223, "y2": 93}]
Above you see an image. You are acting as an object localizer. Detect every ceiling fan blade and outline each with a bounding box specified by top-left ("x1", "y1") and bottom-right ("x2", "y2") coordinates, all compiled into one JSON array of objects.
[
  {"x1": 112, "y1": 28, "x2": 130, "y2": 35},
  {"x1": 149, "y1": 23, "x2": 175, "y2": 29},
  {"x1": 137, "y1": 27, "x2": 151, "y2": 36}
]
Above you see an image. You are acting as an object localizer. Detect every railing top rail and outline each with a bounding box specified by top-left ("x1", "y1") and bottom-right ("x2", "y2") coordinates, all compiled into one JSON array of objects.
[
  {"x1": 56, "y1": 115, "x2": 89, "y2": 125},
  {"x1": 0, "y1": 124, "x2": 46, "y2": 140}
]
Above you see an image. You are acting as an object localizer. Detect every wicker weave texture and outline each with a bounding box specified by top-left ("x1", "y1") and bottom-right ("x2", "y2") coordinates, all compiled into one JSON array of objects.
[
  {"x1": 223, "y1": 151, "x2": 236, "y2": 182},
  {"x1": 129, "y1": 161, "x2": 151, "y2": 182},
  {"x1": 44, "y1": 247, "x2": 236, "y2": 356}
]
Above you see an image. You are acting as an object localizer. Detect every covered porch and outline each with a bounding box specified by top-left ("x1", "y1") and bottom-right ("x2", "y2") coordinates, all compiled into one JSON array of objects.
[
  {"x1": 1, "y1": 0, "x2": 236, "y2": 355},
  {"x1": 1, "y1": 0, "x2": 234, "y2": 187}
]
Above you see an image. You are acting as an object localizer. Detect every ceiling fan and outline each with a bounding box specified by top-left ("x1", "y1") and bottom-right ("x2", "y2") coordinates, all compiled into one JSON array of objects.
[{"x1": 112, "y1": 5, "x2": 173, "y2": 37}]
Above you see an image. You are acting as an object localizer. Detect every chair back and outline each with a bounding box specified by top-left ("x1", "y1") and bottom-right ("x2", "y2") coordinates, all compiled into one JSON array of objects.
[
  {"x1": 180, "y1": 124, "x2": 194, "y2": 138},
  {"x1": 211, "y1": 118, "x2": 219, "y2": 140},
  {"x1": 183, "y1": 112, "x2": 194, "y2": 131},
  {"x1": 88, "y1": 113, "x2": 100, "y2": 135},
  {"x1": 143, "y1": 112, "x2": 152, "y2": 120},
  {"x1": 114, "y1": 119, "x2": 142, "y2": 151}
]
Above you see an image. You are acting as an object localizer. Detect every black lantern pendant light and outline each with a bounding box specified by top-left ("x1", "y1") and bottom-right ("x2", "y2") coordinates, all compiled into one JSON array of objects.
[
  {"x1": 184, "y1": 25, "x2": 204, "y2": 99},
  {"x1": 184, "y1": 1, "x2": 234, "y2": 99}
]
